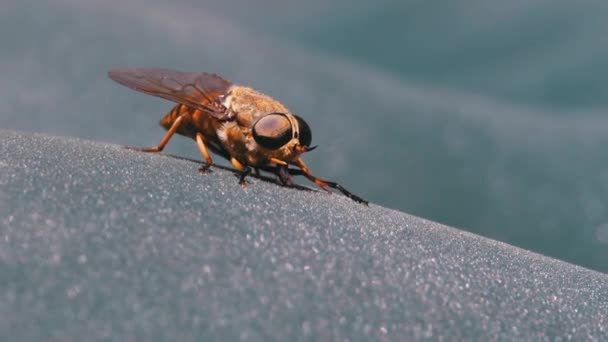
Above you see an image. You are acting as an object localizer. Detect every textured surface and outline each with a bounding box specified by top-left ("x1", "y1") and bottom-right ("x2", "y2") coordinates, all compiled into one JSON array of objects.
[
  {"x1": 4, "y1": 0, "x2": 608, "y2": 273},
  {"x1": 0, "y1": 129, "x2": 607, "y2": 341}
]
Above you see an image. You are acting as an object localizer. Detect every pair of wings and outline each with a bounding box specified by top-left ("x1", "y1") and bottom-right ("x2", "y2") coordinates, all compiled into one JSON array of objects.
[{"x1": 108, "y1": 68, "x2": 235, "y2": 121}]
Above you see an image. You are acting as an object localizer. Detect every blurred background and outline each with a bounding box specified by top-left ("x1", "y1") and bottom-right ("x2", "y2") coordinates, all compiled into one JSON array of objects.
[{"x1": 1, "y1": 0, "x2": 608, "y2": 273}]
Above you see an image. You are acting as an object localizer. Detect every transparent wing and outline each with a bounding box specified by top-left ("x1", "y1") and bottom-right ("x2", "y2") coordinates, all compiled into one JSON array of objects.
[{"x1": 108, "y1": 68, "x2": 234, "y2": 121}]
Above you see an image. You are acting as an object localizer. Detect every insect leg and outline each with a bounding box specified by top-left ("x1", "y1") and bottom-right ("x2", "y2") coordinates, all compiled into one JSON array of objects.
[
  {"x1": 195, "y1": 132, "x2": 213, "y2": 174},
  {"x1": 270, "y1": 158, "x2": 288, "y2": 166},
  {"x1": 294, "y1": 158, "x2": 368, "y2": 205},
  {"x1": 126, "y1": 114, "x2": 185, "y2": 152},
  {"x1": 267, "y1": 158, "x2": 292, "y2": 186},
  {"x1": 238, "y1": 167, "x2": 252, "y2": 187},
  {"x1": 277, "y1": 164, "x2": 293, "y2": 186},
  {"x1": 230, "y1": 157, "x2": 251, "y2": 187}
]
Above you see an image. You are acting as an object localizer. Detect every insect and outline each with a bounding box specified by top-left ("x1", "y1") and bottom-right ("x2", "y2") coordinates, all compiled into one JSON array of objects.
[{"x1": 108, "y1": 68, "x2": 368, "y2": 205}]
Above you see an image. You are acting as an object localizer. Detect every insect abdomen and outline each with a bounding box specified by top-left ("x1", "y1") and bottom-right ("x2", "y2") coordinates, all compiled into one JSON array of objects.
[
  {"x1": 158, "y1": 104, "x2": 202, "y2": 140},
  {"x1": 158, "y1": 104, "x2": 226, "y2": 157},
  {"x1": 159, "y1": 104, "x2": 185, "y2": 130}
]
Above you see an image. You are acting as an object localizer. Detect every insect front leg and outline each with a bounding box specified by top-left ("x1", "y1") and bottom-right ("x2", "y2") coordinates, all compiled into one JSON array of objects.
[
  {"x1": 294, "y1": 158, "x2": 368, "y2": 205},
  {"x1": 277, "y1": 164, "x2": 294, "y2": 187},
  {"x1": 126, "y1": 114, "x2": 185, "y2": 152}
]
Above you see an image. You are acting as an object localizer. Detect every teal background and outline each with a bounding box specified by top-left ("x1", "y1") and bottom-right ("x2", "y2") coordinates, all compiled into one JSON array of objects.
[{"x1": 1, "y1": 0, "x2": 608, "y2": 272}]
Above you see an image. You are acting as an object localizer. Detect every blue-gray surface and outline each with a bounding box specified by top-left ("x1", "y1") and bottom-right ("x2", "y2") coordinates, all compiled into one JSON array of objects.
[
  {"x1": 0, "y1": 129, "x2": 606, "y2": 341},
  {"x1": 3, "y1": 0, "x2": 608, "y2": 273}
]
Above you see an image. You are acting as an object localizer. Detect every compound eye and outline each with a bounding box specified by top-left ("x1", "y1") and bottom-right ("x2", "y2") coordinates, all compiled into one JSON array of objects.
[
  {"x1": 252, "y1": 113, "x2": 293, "y2": 150},
  {"x1": 294, "y1": 115, "x2": 312, "y2": 147}
]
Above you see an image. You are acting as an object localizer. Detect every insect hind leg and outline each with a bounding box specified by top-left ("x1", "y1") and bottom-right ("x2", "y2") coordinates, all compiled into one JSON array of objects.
[{"x1": 126, "y1": 113, "x2": 185, "y2": 152}]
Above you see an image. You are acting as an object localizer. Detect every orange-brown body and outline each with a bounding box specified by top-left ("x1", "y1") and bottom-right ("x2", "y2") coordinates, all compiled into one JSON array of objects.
[{"x1": 160, "y1": 86, "x2": 302, "y2": 168}]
